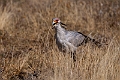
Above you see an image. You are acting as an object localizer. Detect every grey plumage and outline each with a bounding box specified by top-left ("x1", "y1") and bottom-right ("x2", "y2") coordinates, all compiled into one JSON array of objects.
[{"x1": 52, "y1": 18, "x2": 101, "y2": 61}]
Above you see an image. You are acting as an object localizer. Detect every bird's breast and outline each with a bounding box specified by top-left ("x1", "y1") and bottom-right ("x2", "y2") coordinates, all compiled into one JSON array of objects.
[{"x1": 57, "y1": 35, "x2": 65, "y2": 43}]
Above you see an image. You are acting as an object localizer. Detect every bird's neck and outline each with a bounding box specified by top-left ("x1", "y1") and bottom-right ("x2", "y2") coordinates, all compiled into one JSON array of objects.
[
  {"x1": 55, "y1": 24, "x2": 66, "y2": 37},
  {"x1": 55, "y1": 24, "x2": 66, "y2": 40}
]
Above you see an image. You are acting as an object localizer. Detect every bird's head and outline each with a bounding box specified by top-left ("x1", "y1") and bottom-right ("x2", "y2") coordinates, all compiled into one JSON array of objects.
[
  {"x1": 52, "y1": 18, "x2": 66, "y2": 29},
  {"x1": 52, "y1": 18, "x2": 60, "y2": 25}
]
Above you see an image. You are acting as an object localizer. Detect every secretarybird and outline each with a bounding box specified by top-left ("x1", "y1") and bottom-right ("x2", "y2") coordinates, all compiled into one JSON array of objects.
[{"x1": 52, "y1": 18, "x2": 101, "y2": 61}]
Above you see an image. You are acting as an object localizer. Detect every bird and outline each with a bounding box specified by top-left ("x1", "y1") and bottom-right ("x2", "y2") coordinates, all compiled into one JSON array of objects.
[{"x1": 52, "y1": 18, "x2": 101, "y2": 61}]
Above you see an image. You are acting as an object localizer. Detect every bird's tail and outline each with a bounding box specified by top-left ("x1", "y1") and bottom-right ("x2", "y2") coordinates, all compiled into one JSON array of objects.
[{"x1": 84, "y1": 36, "x2": 102, "y2": 47}]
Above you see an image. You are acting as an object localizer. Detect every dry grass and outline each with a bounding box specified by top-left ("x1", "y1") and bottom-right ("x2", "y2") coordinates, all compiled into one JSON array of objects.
[{"x1": 0, "y1": 0, "x2": 120, "y2": 80}]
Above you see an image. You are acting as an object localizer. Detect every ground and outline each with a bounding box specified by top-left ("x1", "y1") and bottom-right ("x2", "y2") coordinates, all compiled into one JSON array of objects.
[{"x1": 0, "y1": 0, "x2": 120, "y2": 80}]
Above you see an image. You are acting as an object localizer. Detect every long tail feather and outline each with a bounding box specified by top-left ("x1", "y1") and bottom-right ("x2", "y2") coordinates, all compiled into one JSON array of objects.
[{"x1": 85, "y1": 36, "x2": 102, "y2": 47}]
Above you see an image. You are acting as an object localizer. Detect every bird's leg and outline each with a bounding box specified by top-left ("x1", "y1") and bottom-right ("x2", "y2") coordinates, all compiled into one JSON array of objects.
[
  {"x1": 63, "y1": 43, "x2": 69, "y2": 53},
  {"x1": 63, "y1": 41, "x2": 77, "y2": 62},
  {"x1": 70, "y1": 47, "x2": 76, "y2": 62},
  {"x1": 71, "y1": 51, "x2": 76, "y2": 62}
]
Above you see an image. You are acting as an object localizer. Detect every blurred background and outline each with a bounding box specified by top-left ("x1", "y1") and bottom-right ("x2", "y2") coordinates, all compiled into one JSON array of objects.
[{"x1": 0, "y1": 0, "x2": 120, "y2": 80}]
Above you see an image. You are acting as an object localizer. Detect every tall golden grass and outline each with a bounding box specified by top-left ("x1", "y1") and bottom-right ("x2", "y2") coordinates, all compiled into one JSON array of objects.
[{"x1": 0, "y1": 0, "x2": 120, "y2": 80}]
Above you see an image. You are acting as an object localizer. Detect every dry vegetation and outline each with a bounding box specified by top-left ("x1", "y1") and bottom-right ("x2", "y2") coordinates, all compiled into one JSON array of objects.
[{"x1": 0, "y1": 0, "x2": 120, "y2": 80}]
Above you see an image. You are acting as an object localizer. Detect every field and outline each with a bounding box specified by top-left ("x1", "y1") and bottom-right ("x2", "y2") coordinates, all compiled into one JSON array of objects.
[{"x1": 0, "y1": 0, "x2": 120, "y2": 80}]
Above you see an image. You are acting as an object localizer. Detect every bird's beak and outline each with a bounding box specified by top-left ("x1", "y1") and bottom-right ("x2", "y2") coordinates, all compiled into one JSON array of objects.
[
  {"x1": 52, "y1": 21, "x2": 56, "y2": 25},
  {"x1": 52, "y1": 21, "x2": 56, "y2": 29}
]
